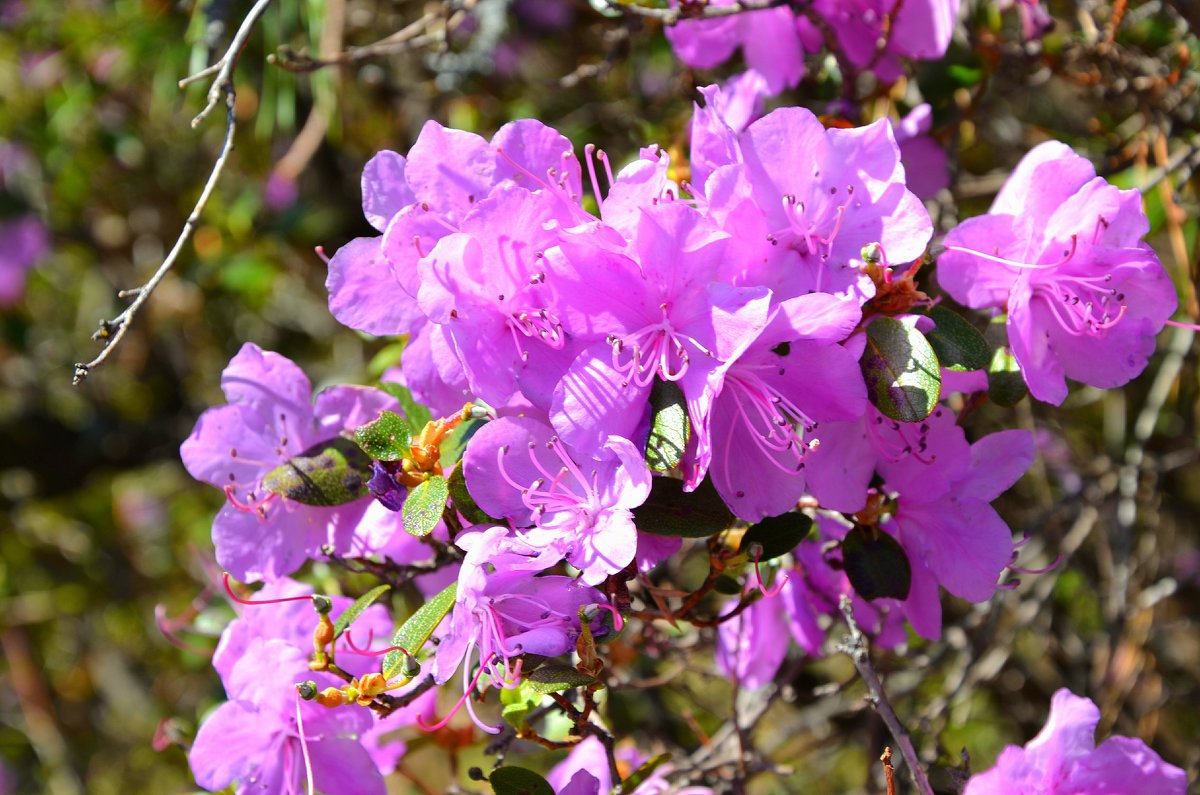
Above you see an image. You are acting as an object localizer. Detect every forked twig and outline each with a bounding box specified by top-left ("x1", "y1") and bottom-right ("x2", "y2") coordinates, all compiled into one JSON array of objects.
[{"x1": 73, "y1": 0, "x2": 274, "y2": 384}]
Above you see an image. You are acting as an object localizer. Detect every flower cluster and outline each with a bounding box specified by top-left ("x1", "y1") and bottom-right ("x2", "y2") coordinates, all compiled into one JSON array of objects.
[{"x1": 179, "y1": 78, "x2": 1182, "y2": 793}]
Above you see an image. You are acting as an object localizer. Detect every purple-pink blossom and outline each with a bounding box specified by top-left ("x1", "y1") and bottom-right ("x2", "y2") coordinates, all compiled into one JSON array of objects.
[
  {"x1": 938, "y1": 141, "x2": 1176, "y2": 405},
  {"x1": 964, "y1": 689, "x2": 1186, "y2": 794},
  {"x1": 180, "y1": 344, "x2": 408, "y2": 582}
]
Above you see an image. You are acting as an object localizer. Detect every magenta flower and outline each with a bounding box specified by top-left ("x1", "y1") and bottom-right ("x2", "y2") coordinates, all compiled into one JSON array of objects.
[
  {"x1": 463, "y1": 415, "x2": 652, "y2": 584},
  {"x1": 547, "y1": 202, "x2": 772, "y2": 461},
  {"x1": 416, "y1": 185, "x2": 579, "y2": 408},
  {"x1": 547, "y1": 736, "x2": 715, "y2": 795},
  {"x1": 190, "y1": 639, "x2": 384, "y2": 795},
  {"x1": 326, "y1": 119, "x2": 583, "y2": 338},
  {"x1": 736, "y1": 107, "x2": 933, "y2": 301},
  {"x1": 964, "y1": 689, "x2": 1186, "y2": 795},
  {"x1": 893, "y1": 104, "x2": 950, "y2": 201},
  {"x1": 664, "y1": 2, "x2": 816, "y2": 95},
  {"x1": 181, "y1": 344, "x2": 405, "y2": 582},
  {"x1": 704, "y1": 292, "x2": 865, "y2": 521},
  {"x1": 938, "y1": 141, "x2": 1177, "y2": 405},
  {"x1": 881, "y1": 428, "x2": 1034, "y2": 639},
  {"x1": 0, "y1": 214, "x2": 48, "y2": 306},
  {"x1": 689, "y1": 73, "x2": 768, "y2": 193},
  {"x1": 814, "y1": 0, "x2": 961, "y2": 82},
  {"x1": 431, "y1": 526, "x2": 605, "y2": 731}
]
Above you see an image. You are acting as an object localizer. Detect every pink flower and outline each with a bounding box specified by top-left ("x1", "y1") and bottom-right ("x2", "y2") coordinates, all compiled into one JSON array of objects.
[
  {"x1": 938, "y1": 141, "x2": 1176, "y2": 405},
  {"x1": 964, "y1": 689, "x2": 1186, "y2": 795},
  {"x1": 180, "y1": 344, "x2": 408, "y2": 582}
]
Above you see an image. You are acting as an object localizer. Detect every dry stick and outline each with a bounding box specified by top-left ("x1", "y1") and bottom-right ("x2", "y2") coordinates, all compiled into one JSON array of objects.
[
  {"x1": 838, "y1": 595, "x2": 935, "y2": 795},
  {"x1": 881, "y1": 747, "x2": 898, "y2": 795},
  {"x1": 73, "y1": 0, "x2": 275, "y2": 384}
]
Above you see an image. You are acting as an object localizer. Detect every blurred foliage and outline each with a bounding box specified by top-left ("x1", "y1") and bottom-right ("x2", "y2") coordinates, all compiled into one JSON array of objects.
[{"x1": 1, "y1": 0, "x2": 1199, "y2": 793}]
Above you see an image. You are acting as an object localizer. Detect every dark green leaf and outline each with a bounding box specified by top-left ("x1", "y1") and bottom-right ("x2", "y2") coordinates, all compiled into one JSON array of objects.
[
  {"x1": 380, "y1": 381, "x2": 433, "y2": 430},
  {"x1": 440, "y1": 417, "x2": 486, "y2": 469},
  {"x1": 382, "y1": 582, "x2": 457, "y2": 681},
  {"x1": 924, "y1": 306, "x2": 990, "y2": 372},
  {"x1": 262, "y1": 437, "x2": 373, "y2": 507},
  {"x1": 489, "y1": 767, "x2": 554, "y2": 795},
  {"x1": 861, "y1": 316, "x2": 942, "y2": 423},
  {"x1": 645, "y1": 378, "x2": 690, "y2": 472},
  {"x1": 713, "y1": 574, "x2": 743, "y2": 595},
  {"x1": 740, "y1": 512, "x2": 814, "y2": 561},
  {"x1": 842, "y1": 528, "x2": 911, "y2": 601},
  {"x1": 402, "y1": 475, "x2": 448, "y2": 537},
  {"x1": 332, "y1": 584, "x2": 391, "y2": 640},
  {"x1": 987, "y1": 346, "x2": 1028, "y2": 407},
  {"x1": 526, "y1": 664, "x2": 596, "y2": 694},
  {"x1": 618, "y1": 754, "x2": 672, "y2": 794},
  {"x1": 354, "y1": 410, "x2": 412, "y2": 462},
  {"x1": 633, "y1": 477, "x2": 736, "y2": 538},
  {"x1": 448, "y1": 460, "x2": 500, "y2": 525}
]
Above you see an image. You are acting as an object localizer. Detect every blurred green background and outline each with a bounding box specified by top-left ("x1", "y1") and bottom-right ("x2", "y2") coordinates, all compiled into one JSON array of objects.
[{"x1": 1, "y1": 0, "x2": 1198, "y2": 792}]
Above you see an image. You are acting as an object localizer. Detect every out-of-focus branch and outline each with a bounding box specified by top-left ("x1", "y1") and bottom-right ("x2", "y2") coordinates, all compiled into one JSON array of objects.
[
  {"x1": 73, "y1": 0, "x2": 274, "y2": 384},
  {"x1": 838, "y1": 596, "x2": 935, "y2": 795},
  {"x1": 269, "y1": 11, "x2": 440, "y2": 73},
  {"x1": 596, "y1": 0, "x2": 794, "y2": 25}
]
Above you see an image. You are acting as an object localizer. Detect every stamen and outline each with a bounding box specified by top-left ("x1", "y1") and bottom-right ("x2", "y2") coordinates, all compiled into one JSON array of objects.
[
  {"x1": 943, "y1": 234, "x2": 1078, "y2": 271},
  {"x1": 1008, "y1": 552, "x2": 1063, "y2": 576},
  {"x1": 753, "y1": 548, "x2": 789, "y2": 598},
  {"x1": 584, "y1": 144, "x2": 604, "y2": 213},
  {"x1": 341, "y1": 628, "x2": 411, "y2": 659},
  {"x1": 417, "y1": 652, "x2": 502, "y2": 734},
  {"x1": 222, "y1": 572, "x2": 315, "y2": 606},
  {"x1": 294, "y1": 691, "x2": 315, "y2": 795}
]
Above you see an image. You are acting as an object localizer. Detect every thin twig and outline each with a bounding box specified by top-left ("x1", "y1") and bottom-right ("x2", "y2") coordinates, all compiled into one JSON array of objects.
[
  {"x1": 270, "y1": 12, "x2": 439, "y2": 73},
  {"x1": 598, "y1": 0, "x2": 793, "y2": 25},
  {"x1": 73, "y1": 0, "x2": 274, "y2": 384},
  {"x1": 837, "y1": 596, "x2": 934, "y2": 795}
]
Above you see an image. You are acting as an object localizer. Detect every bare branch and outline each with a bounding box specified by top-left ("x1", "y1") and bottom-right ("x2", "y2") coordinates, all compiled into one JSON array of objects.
[
  {"x1": 73, "y1": 0, "x2": 274, "y2": 384},
  {"x1": 269, "y1": 12, "x2": 440, "y2": 73},
  {"x1": 596, "y1": 0, "x2": 793, "y2": 26},
  {"x1": 838, "y1": 595, "x2": 935, "y2": 795}
]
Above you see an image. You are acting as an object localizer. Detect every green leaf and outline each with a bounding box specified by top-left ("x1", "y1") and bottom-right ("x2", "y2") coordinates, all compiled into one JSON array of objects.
[
  {"x1": 617, "y1": 753, "x2": 672, "y2": 794},
  {"x1": 645, "y1": 378, "x2": 690, "y2": 472},
  {"x1": 500, "y1": 679, "x2": 545, "y2": 728},
  {"x1": 739, "y1": 512, "x2": 814, "y2": 561},
  {"x1": 987, "y1": 346, "x2": 1028, "y2": 407},
  {"x1": 380, "y1": 381, "x2": 433, "y2": 430},
  {"x1": 448, "y1": 460, "x2": 500, "y2": 525},
  {"x1": 633, "y1": 477, "x2": 736, "y2": 538},
  {"x1": 861, "y1": 316, "x2": 942, "y2": 423},
  {"x1": 402, "y1": 475, "x2": 449, "y2": 537},
  {"x1": 382, "y1": 582, "x2": 457, "y2": 681},
  {"x1": 842, "y1": 528, "x2": 911, "y2": 601},
  {"x1": 924, "y1": 306, "x2": 990, "y2": 372},
  {"x1": 440, "y1": 417, "x2": 486, "y2": 469},
  {"x1": 526, "y1": 664, "x2": 596, "y2": 694},
  {"x1": 332, "y1": 584, "x2": 391, "y2": 640},
  {"x1": 353, "y1": 410, "x2": 412, "y2": 462},
  {"x1": 713, "y1": 574, "x2": 743, "y2": 595},
  {"x1": 489, "y1": 767, "x2": 554, "y2": 795},
  {"x1": 261, "y1": 438, "x2": 373, "y2": 507}
]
